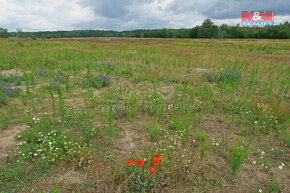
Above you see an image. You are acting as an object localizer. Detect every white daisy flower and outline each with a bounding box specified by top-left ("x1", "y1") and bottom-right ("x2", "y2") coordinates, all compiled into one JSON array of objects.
[{"x1": 279, "y1": 165, "x2": 283, "y2": 169}]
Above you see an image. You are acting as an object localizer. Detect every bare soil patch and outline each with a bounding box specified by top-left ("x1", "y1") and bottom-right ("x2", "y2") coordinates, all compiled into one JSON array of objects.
[
  {"x1": 114, "y1": 116, "x2": 148, "y2": 154},
  {"x1": 0, "y1": 124, "x2": 26, "y2": 167},
  {"x1": 0, "y1": 69, "x2": 23, "y2": 76}
]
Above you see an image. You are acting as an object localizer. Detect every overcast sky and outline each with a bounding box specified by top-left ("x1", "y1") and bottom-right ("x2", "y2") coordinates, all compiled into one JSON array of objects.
[{"x1": 0, "y1": 0, "x2": 289, "y2": 32}]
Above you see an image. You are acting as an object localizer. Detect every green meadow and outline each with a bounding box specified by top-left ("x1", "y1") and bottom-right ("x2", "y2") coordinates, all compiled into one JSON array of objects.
[{"x1": 0, "y1": 38, "x2": 289, "y2": 193}]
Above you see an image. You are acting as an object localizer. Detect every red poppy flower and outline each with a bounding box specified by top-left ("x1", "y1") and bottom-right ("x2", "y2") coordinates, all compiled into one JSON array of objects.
[
  {"x1": 152, "y1": 158, "x2": 159, "y2": 165},
  {"x1": 126, "y1": 160, "x2": 134, "y2": 166},
  {"x1": 148, "y1": 167, "x2": 156, "y2": 173},
  {"x1": 184, "y1": 187, "x2": 189, "y2": 190},
  {"x1": 162, "y1": 186, "x2": 167, "y2": 190},
  {"x1": 146, "y1": 174, "x2": 151, "y2": 178},
  {"x1": 155, "y1": 154, "x2": 161, "y2": 160},
  {"x1": 136, "y1": 159, "x2": 144, "y2": 167},
  {"x1": 147, "y1": 157, "x2": 152, "y2": 161}
]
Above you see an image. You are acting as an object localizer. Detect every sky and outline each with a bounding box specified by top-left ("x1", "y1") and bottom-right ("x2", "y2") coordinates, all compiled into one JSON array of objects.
[{"x1": 0, "y1": 0, "x2": 289, "y2": 32}]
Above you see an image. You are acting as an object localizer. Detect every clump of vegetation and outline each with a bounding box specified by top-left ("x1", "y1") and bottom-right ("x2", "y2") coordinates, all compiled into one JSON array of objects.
[
  {"x1": 195, "y1": 131, "x2": 207, "y2": 156},
  {"x1": 148, "y1": 121, "x2": 163, "y2": 140},
  {"x1": 82, "y1": 74, "x2": 110, "y2": 88},
  {"x1": 46, "y1": 83, "x2": 61, "y2": 91},
  {"x1": 0, "y1": 112, "x2": 9, "y2": 130},
  {"x1": 105, "y1": 62, "x2": 116, "y2": 74},
  {"x1": 231, "y1": 137, "x2": 250, "y2": 175},
  {"x1": 236, "y1": 103, "x2": 279, "y2": 134},
  {"x1": 267, "y1": 180, "x2": 281, "y2": 193},
  {"x1": 36, "y1": 68, "x2": 50, "y2": 76},
  {"x1": 203, "y1": 68, "x2": 242, "y2": 84},
  {"x1": 112, "y1": 103, "x2": 127, "y2": 119},
  {"x1": 16, "y1": 115, "x2": 94, "y2": 168},
  {"x1": 0, "y1": 83, "x2": 22, "y2": 97},
  {"x1": 125, "y1": 154, "x2": 162, "y2": 192},
  {"x1": 0, "y1": 91, "x2": 7, "y2": 107},
  {"x1": 196, "y1": 131, "x2": 206, "y2": 143},
  {"x1": 16, "y1": 41, "x2": 24, "y2": 47},
  {"x1": 0, "y1": 74, "x2": 24, "y2": 85},
  {"x1": 0, "y1": 107, "x2": 11, "y2": 130},
  {"x1": 54, "y1": 72, "x2": 65, "y2": 83},
  {"x1": 168, "y1": 116, "x2": 191, "y2": 133}
]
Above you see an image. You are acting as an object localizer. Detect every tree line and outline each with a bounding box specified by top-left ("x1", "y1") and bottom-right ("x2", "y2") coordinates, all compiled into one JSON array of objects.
[{"x1": 1, "y1": 19, "x2": 289, "y2": 39}]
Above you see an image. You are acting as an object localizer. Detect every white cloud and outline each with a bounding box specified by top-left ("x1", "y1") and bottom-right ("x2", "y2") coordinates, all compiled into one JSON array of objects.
[
  {"x1": 0, "y1": 0, "x2": 289, "y2": 31},
  {"x1": 0, "y1": 0, "x2": 95, "y2": 31}
]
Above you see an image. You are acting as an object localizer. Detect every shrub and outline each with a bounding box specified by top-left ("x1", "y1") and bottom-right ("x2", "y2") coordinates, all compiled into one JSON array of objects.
[
  {"x1": 82, "y1": 74, "x2": 110, "y2": 89},
  {"x1": 0, "y1": 83, "x2": 22, "y2": 97},
  {"x1": 0, "y1": 74, "x2": 24, "y2": 86},
  {"x1": 91, "y1": 74, "x2": 110, "y2": 88},
  {"x1": 203, "y1": 68, "x2": 242, "y2": 84}
]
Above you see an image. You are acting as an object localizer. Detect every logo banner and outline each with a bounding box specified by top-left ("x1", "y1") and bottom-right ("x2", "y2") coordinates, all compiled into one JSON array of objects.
[{"x1": 241, "y1": 11, "x2": 274, "y2": 26}]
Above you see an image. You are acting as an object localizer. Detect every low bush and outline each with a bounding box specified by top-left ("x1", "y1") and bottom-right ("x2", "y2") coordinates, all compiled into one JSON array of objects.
[
  {"x1": 203, "y1": 68, "x2": 242, "y2": 84},
  {"x1": 0, "y1": 83, "x2": 22, "y2": 97},
  {"x1": 82, "y1": 74, "x2": 110, "y2": 88},
  {"x1": 0, "y1": 74, "x2": 24, "y2": 85}
]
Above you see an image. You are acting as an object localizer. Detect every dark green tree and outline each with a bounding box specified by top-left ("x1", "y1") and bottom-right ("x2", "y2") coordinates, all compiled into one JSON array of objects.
[
  {"x1": 0, "y1": 28, "x2": 9, "y2": 38},
  {"x1": 199, "y1": 19, "x2": 218, "y2": 38}
]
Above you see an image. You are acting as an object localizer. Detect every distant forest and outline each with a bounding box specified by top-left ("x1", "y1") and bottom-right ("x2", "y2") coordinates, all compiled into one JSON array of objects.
[{"x1": 1, "y1": 19, "x2": 289, "y2": 39}]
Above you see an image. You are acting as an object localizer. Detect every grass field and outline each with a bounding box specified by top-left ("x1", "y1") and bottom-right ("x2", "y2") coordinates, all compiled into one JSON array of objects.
[{"x1": 0, "y1": 38, "x2": 289, "y2": 193}]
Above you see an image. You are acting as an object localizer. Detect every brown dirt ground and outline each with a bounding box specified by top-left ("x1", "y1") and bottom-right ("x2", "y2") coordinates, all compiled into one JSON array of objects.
[
  {"x1": 0, "y1": 124, "x2": 26, "y2": 167},
  {"x1": 0, "y1": 69, "x2": 23, "y2": 76}
]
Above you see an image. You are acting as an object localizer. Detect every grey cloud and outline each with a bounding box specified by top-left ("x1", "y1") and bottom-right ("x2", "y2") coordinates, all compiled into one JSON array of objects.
[
  {"x1": 168, "y1": 0, "x2": 290, "y2": 19},
  {"x1": 81, "y1": 0, "x2": 154, "y2": 18},
  {"x1": 81, "y1": 0, "x2": 131, "y2": 18}
]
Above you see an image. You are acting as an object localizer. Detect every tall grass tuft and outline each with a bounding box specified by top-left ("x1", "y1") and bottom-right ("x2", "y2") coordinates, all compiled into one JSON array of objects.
[{"x1": 231, "y1": 137, "x2": 250, "y2": 175}]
